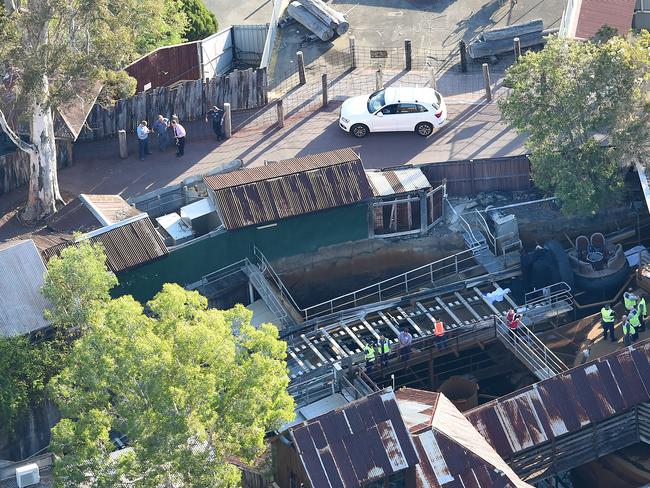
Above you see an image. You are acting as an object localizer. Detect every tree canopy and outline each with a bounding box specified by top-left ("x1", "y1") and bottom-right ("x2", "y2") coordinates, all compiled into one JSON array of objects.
[
  {"x1": 50, "y1": 282, "x2": 294, "y2": 487},
  {"x1": 499, "y1": 32, "x2": 650, "y2": 214},
  {"x1": 181, "y1": 0, "x2": 219, "y2": 42}
]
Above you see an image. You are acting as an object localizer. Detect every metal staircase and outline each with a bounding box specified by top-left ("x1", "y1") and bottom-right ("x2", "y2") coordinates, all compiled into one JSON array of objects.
[
  {"x1": 494, "y1": 315, "x2": 567, "y2": 380},
  {"x1": 241, "y1": 261, "x2": 296, "y2": 329}
]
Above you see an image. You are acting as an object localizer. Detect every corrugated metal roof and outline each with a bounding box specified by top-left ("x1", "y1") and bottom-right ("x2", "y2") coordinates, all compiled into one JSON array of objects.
[
  {"x1": 396, "y1": 389, "x2": 532, "y2": 488},
  {"x1": 366, "y1": 168, "x2": 432, "y2": 196},
  {"x1": 573, "y1": 0, "x2": 636, "y2": 39},
  {"x1": 465, "y1": 340, "x2": 650, "y2": 460},
  {"x1": 0, "y1": 240, "x2": 51, "y2": 337},
  {"x1": 289, "y1": 389, "x2": 419, "y2": 488},
  {"x1": 207, "y1": 150, "x2": 373, "y2": 230},
  {"x1": 46, "y1": 194, "x2": 141, "y2": 233},
  {"x1": 204, "y1": 148, "x2": 363, "y2": 191},
  {"x1": 41, "y1": 216, "x2": 168, "y2": 273}
]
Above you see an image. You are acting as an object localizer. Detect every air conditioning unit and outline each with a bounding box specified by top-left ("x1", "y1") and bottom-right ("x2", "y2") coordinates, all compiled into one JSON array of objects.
[{"x1": 16, "y1": 463, "x2": 40, "y2": 488}]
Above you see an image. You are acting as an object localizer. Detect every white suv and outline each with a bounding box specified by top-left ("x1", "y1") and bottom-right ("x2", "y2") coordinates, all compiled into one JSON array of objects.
[{"x1": 339, "y1": 86, "x2": 447, "y2": 138}]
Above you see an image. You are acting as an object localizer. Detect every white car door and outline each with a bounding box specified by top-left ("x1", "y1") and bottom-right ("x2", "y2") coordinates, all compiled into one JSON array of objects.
[
  {"x1": 371, "y1": 104, "x2": 400, "y2": 132},
  {"x1": 397, "y1": 103, "x2": 423, "y2": 131}
]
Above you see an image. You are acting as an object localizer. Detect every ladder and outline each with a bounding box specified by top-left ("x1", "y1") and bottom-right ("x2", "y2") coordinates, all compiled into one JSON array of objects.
[{"x1": 242, "y1": 261, "x2": 296, "y2": 329}]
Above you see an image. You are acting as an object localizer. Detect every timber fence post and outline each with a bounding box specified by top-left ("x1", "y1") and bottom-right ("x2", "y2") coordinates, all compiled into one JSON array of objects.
[
  {"x1": 482, "y1": 63, "x2": 492, "y2": 101},
  {"x1": 276, "y1": 99, "x2": 284, "y2": 128},
  {"x1": 514, "y1": 37, "x2": 521, "y2": 60},
  {"x1": 375, "y1": 67, "x2": 383, "y2": 91},
  {"x1": 349, "y1": 36, "x2": 357, "y2": 69},
  {"x1": 459, "y1": 40, "x2": 467, "y2": 73},
  {"x1": 404, "y1": 39, "x2": 412, "y2": 70},
  {"x1": 223, "y1": 102, "x2": 232, "y2": 138},
  {"x1": 297, "y1": 51, "x2": 306, "y2": 85},
  {"x1": 322, "y1": 73, "x2": 328, "y2": 107},
  {"x1": 118, "y1": 129, "x2": 128, "y2": 159}
]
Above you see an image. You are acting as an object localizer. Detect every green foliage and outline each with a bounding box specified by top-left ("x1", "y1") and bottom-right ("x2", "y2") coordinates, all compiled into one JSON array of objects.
[
  {"x1": 180, "y1": 0, "x2": 218, "y2": 42},
  {"x1": 42, "y1": 241, "x2": 118, "y2": 333},
  {"x1": 0, "y1": 0, "x2": 187, "y2": 110},
  {"x1": 0, "y1": 337, "x2": 58, "y2": 430},
  {"x1": 500, "y1": 33, "x2": 650, "y2": 214},
  {"x1": 591, "y1": 25, "x2": 620, "y2": 44},
  {"x1": 51, "y1": 284, "x2": 294, "y2": 487},
  {"x1": 96, "y1": 70, "x2": 138, "y2": 107}
]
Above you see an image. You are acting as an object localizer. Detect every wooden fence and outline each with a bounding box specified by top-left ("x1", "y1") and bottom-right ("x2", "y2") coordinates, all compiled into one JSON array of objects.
[
  {"x1": 79, "y1": 68, "x2": 268, "y2": 141},
  {"x1": 418, "y1": 155, "x2": 531, "y2": 196}
]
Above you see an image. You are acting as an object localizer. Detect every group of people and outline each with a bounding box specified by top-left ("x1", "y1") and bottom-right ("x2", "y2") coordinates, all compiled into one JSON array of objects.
[
  {"x1": 136, "y1": 115, "x2": 187, "y2": 159},
  {"x1": 363, "y1": 320, "x2": 447, "y2": 372},
  {"x1": 134, "y1": 105, "x2": 226, "y2": 161},
  {"x1": 601, "y1": 290, "x2": 648, "y2": 345}
]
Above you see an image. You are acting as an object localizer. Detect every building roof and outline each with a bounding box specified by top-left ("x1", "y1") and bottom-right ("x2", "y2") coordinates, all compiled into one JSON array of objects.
[
  {"x1": 41, "y1": 215, "x2": 168, "y2": 273},
  {"x1": 288, "y1": 389, "x2": 419, "y2": 488},
  {"x1": 396, "y1": 389, "x2": 532, "y2": 488},
  {"x1": 465, "y1": 340, "x2": 650, "y2": 460},
  {"x1": 54, "y1": 80, "x2": 103, "y2": 140},
  {"x1": 0, "y1": 240, "x2": 51, "y2": 337},
  {"x1": 562, "y1": 0, "x2": 636, "y2": 39},
  {"x1": 366, "y1": 168, "x2": 431, "y2": 196},
  {"x1": 205, "y1": 148, "x2": 373, "y2": 230},
  {"x1": 46, "y1": 194, "x2": 142, "y2": 234}
]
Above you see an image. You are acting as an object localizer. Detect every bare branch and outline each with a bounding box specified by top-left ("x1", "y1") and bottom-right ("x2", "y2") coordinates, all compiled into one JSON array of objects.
[{"x1": 0, "y1": 107, "x2": 36, "y2": 155}]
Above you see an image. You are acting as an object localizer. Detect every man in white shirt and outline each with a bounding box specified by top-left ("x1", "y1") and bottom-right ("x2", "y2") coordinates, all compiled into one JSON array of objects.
[
  {"x1": 136, "y1": 120, "x2": 151, "y2": 160},
  {"x1": 171, "y1": 120, "x2": 186, "y2": 157}
]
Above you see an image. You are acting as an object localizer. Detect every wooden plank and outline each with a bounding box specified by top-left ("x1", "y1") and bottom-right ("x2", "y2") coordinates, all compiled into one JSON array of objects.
[
  {"x1": 288, "y1": 348, "x2": 311, "y2": 371},
  {"x1": 321, "y1": 329, "x2": 350, "y2": 357},
  {"x1": 397, "y1": 306, "x2": 425, "y2": 336},
  {"x1": 342, "y1": 324, "x2": 365, "y2": 350},
  {"x1": 435, "y1": 296, "x2": 463, "y2": 326},
  {"x1": 378, "y1": 311, "x2": 402, "y2": 338},
  {"x1": 473, "y1": 287, "x2": 502, "y2": 315},
  {"x1": 500, "y1": 287, "x2": 518, "y2": 309},
  {"x1": 301, "y1": 334, "x2": 328, "y2": 365},
  {"x1": 361, "y1": 319, "x2": 382, "y2": 341},
  {"x1": 454, "y1": 292, "x2": 482, "y2": 321}
]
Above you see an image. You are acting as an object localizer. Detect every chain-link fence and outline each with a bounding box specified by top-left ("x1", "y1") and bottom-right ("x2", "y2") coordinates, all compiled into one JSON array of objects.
[{"x1": 234, "y1": 42, "x2": 514, "y2": 131}]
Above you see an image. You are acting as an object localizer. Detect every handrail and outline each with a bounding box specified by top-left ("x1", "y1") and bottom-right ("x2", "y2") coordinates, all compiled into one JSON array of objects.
[
  {"x1": 474, "y1": 209, "x2": 497, "y2": 252},
  {"x1": 525, "y1": 282, "x2": 572, "y2": 307},
  {"x1": 447, "y1": 199, "x2": 479, "y2": 246},
  {"x1": 252, "y1": 245, "x2": 302, "y2": 312}
]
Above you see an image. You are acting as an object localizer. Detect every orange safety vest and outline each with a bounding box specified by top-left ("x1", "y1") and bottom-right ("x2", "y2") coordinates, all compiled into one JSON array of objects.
[{"x1": 434, "y1": 321, "x2": 445, "y2": 336}]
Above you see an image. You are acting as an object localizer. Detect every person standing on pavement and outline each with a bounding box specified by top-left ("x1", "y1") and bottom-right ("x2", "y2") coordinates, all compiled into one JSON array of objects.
[
  {"x1": 152, "y1": 115, "x2": 170, "y2": 152},
  {"x1": 171, "y1": 120, "x2": 186, "y2": 157},
  {"x1": 600, "y1": 304, "x2": 616, "y2": 342},
  {"x1": 136, "y1": 120, "x2": 152, "y2": 160},
  {"x1": 206, "y1": 105, "x2": 224, "y2": 141},
  {"x1": 398, "y1": 328, "x2": 413, "y2": 363}
]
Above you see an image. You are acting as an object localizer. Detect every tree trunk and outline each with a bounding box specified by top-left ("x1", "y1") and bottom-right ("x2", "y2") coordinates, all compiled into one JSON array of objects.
[{"x1": 22, "y1": 76, "x2": 62, "y2": 222}]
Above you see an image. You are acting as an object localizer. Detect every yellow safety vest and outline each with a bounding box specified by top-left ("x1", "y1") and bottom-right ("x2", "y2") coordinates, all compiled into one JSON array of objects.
[
  {"x1": 601, "y1": 307, "x2": 615, "y2": 323},
  {"x1": 623, "y1": 320, "x2": 636, "y2": 335},
  {"x1": 630, "y1": 312, "x2": 641, "y2": 327},
  {"x1": 375, "y1": 342, "x2": 390, "y2": 354},
  {"x1": 364, "y1": 345, "x2": 375, "y2": 360},
  {"x1": 639, "y1": 298, "x2": 647, "y2": 318},
  {"x1": 625, "y1": 294, "x2": 637, "y2": 310}
]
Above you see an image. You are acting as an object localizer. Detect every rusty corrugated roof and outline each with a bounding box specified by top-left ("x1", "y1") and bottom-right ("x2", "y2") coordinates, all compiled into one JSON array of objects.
[
  {"x1": 396, "y1": 389, "x2": 532, "y2": 488},
  {"x1": 47, "y1": 194, "x2": 141, "y2": 233},
  {"x1": 41, "y1": 216, "x2": 168, "y2": 273},
  {"x1": 289, "y1": 389, "x2": 419, "y2": 488},
  {"x1": 206, "y1": 149, "x2": 373, "y2": 230},
  {"x1": 465, "y1": 340, "x2": 650, "y2": 460},
  {"x1": 573, "y1": 0, "x2": 636, "y2": 39}
]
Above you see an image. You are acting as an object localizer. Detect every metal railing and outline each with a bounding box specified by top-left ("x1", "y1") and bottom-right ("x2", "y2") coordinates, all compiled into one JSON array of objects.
[
  {"x1": 472, "y1": 209, "x2": 523, "y2": 259},
  {"x1": 525, "y1": 282, "x2": 573, "y2": 308},
  {"x1": 186, "y1": 258, "x2": 249, "y2": 290},
  {"x1": 252, "y1": 245, "x2": 302, "y2": 313},
  {"x1": 494, "y1": 315, "x2": 567, "y2": 380},
  {"x1": 446, "y1": 199, "x2": 481, "y2": 247}
]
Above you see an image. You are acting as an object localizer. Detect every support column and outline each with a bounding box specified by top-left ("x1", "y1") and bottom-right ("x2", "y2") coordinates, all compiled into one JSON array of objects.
[
  {"x1": 404, "y1": 39, "x2": 412, "y2": 70},
  {"x1": 514, "y1": 37, "x2": 522, "y2": 60},
  {"x1": 349, "y1": 35, "x2": 357, "y2": 69},
  {"x1": 459, "y1": 40, "x2": 468, "y2": 73}
]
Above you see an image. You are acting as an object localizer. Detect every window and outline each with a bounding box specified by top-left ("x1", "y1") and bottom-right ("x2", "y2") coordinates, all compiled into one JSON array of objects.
[
  {"x1": 398, "y1": 103, "x2": 420, "y2": 113},
  {"x1": 417, "y1": 104, "x2": 428, "y2": 112},
  {"x1": 380, "y1": 104, "x2": 399, "y2": 115},
  {"x1": 636, "y1": 0, "x2": 650, "y2": 11},
  {"x1": 368, "y1": 89, "x2": 386, "y2": 112}
]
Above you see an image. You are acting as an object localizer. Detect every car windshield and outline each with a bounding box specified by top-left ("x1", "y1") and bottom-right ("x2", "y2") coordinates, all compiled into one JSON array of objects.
[{"x1": 367, "y1": 89, "x2": 386, "y2": 113}]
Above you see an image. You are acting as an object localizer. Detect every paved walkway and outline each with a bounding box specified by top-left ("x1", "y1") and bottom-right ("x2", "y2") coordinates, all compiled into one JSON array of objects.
[{"x1": 0, "y1": 69, "x2": 525, "y2": 242}]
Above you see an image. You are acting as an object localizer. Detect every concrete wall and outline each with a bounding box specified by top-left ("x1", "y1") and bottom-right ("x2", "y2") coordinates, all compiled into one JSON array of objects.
[{"x1": 114, "y1": 203, "x2": 371, "y2": 302}]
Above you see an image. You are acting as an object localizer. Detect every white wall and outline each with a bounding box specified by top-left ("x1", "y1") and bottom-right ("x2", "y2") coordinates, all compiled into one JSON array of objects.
[{"x1": 200, "y1": 28, "x2": 234, "y2": 79}]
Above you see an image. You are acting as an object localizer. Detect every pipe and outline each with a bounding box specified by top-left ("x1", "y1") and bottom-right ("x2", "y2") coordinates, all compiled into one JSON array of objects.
[{"x1": 474, "y1": 196, "x2": 556, "y2": 214}]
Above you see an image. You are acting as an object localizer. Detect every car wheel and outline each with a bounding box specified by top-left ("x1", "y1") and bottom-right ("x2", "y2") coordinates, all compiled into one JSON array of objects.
[
  {"x1": 351, "y1": 124, "x2": 369, "y2": 138},
  {"x1": 416, "y1": 122, "x2": 433, "y2": 137}
]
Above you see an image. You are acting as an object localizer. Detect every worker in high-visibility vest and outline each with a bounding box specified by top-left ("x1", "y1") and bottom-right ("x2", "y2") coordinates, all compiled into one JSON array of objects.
[
  {"x1": 630, "y1": 308, "x2": 641, "y2": 339},
  {"x1": 600, "y1": 304, "x2": 616, "y2": 342},
  {"x1": 364, "y1": 343, "x2": 375, "y2": 372},
  {"x1": 624, "y1": 290, "x2": 638, "y2": 311},
  {"x1": 622, "y1": 315, "x2": 638, "y2": 346},
  {"x1": 638, "y1": 296, "x2": 647, "y2": 332},
  {"x1": 376, "y1": 335, "x2": 390, "y2": 367},
  {"x1": 434, "y1": 320, "x2": 448, "y2": 350}
]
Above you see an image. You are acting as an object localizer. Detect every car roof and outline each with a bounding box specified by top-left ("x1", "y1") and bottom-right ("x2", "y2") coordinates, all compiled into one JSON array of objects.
[{"x1": 384, "y1": 86, "x2": 437, "y2": 105}]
